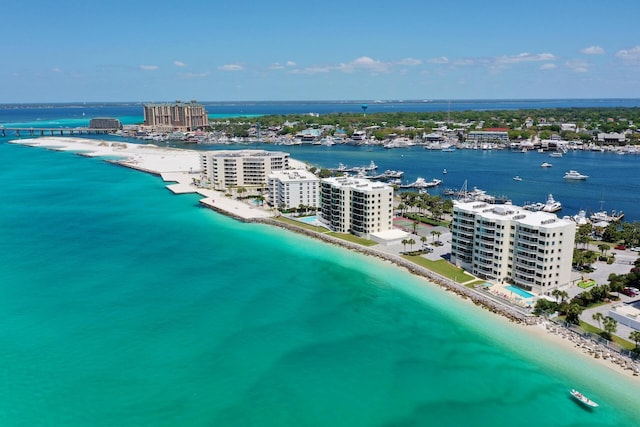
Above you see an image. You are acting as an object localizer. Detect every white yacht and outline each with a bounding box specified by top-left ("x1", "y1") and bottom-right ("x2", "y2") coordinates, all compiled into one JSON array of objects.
[
  {"x1": 540, "y1": 162, "x2": 552, "y2": 168},
  {"x1": 542, "y1": 194, "x2": 562, "y2": 213},
  {"x1": 563, "y1": 170, "x2": 588, "y2": 180}
]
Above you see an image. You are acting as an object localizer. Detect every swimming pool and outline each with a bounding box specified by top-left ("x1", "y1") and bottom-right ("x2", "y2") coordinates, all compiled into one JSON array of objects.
[
  {"x1": 505, "y1": 285, "x2": 535, "y2": 299},
  {"x1": 298, "y1": 215, "x2": 318, "y2": 224}
]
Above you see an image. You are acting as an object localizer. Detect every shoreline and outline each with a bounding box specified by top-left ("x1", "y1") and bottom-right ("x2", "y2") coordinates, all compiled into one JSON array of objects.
[{"x1": 11, "y1": 136, "x2": 640, "y2": 380}]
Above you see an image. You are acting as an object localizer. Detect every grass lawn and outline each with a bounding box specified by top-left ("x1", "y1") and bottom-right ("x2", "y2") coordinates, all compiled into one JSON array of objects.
[
  {"x1": 402, "y1": 255, "x2": 474, "y2": 283},
  {"x1": 578, "y1": 279, "x2": 596, "y2": 289},
  {"x1": 327, "y1": 232, "x2": 378, "y2": 246},
  {"x1": 579, "y1": 321, "x2": 634, "y2": 351}
]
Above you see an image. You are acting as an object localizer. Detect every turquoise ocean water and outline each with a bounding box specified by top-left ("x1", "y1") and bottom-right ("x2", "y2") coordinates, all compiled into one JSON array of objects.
[{"x1": 2, "y1": 105, "x2": 640, "y2": 425}]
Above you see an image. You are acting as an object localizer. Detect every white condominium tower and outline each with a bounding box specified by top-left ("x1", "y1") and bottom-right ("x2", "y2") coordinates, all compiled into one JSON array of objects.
[
  {"x1": 199, "y1": 150, "x2": 290, "y2": 192},
  {"x1": 319, "y1": 177, "x2": 394, "y2": 238},
  {"x1": 451, "y1": 201, "x2": 576, "y2": 295},
  {"x1": 268, "y1": 169, "x2": 320, "y2": 210}
]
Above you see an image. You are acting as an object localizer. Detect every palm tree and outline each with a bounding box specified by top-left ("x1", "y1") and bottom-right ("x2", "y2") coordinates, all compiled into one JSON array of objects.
[
  {"x1": 592, "y1": 312, "x2": 604, "y2": 330},
  {"x1": 433, "y1": 230, "x2": 442, "y2": 243},
  {"x1": 431, "y1": 230, "x2": 437, "y2": 243},
  {"x1": 408, "y1": 238, "x2": 416, "y2": 251},
  {"x1": 565, "y1": 303, "x2": 584, "y2": 325},
  {"x1": 629, "y1": 331, "x2": 640, "y2": 354},
  {"x1": 551, "y1": 289, "x2": 568, "y2": 304},
  {"x1": 401, "y1": 239, "x2": 408, "y2": 252},
  {"x1": 597, "y1": 243, "x2": 609, "y2": 257},
  {"x1": 602, "y1": 316, "x2": 618, "y2": 340},
  {"x1": 420, "y1": 236, "x2": 427, "y2": 247}
]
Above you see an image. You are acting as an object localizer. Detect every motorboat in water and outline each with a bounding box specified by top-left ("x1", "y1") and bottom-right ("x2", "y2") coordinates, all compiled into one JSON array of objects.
[
  {"x1": 542, "y1": 194, "x2": 562, "y2": 212},
  {"x1": 563, "y1": 170, "x2": 589, "y2": 180},
  {"x1": 570, "y1": 389, "x2": 599, "y2": 408},
  {"x1": 513, "y1": 176, "x2": 522, "y2": 181},
  {"x1": 540, "y1": 162, "x2": 552, "y2": 168},
  {"x1": 401, "y1": 177, "x2": 442, "y2": 189}
]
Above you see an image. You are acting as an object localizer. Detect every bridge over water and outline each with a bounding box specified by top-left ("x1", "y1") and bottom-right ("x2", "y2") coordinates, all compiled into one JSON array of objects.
[{"x1": 1, "y1": 127, "x2": 118, "y2": 137}]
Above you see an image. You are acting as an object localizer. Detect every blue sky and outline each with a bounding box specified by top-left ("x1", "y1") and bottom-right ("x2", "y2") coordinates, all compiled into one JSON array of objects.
[{"x1": 2, "y1": 0, "x2": 639, "y2": 102}]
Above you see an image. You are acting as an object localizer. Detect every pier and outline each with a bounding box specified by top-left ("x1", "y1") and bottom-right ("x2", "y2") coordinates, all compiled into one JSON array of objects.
[{"x1": 1, "y1": 127, "x2": 118, "y2": 137}]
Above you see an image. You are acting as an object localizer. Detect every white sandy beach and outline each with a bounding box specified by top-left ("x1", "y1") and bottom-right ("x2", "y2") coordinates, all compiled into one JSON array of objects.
[{"x1": 12, "y1": 136, "x2": 640, "y2": 380}]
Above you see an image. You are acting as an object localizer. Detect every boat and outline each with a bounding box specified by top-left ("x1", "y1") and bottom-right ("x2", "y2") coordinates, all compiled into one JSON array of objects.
[
  {"x1": 570, "y1": 389, "x2": 599, "y2": 408},
  {"x1": 550, "y1": 152, "x2": 563, "y2": 158},
  {"x1": 513, "y1": 176, "x2": 522, "y2": 181},
  {"x1": 364, "y1": 160, "x2": 378, "y2": 171},
  {"x1": 590, "y1": 210, "x2": 624, "y2": 223},
  {"x1": 401, "y1": 177, "x2": 442, "y2": 189},
  {"x1": 542, "y1": 194, "x2": 562, "y2": 213},
  {"x1": 368, "y1": 170, "x2": 405, "y2": 181},
  {"x1": 564, "y1": 170, "x2": 589, "y2": 180},
  {"x1": 442, "y1": 168, "x2": 447, "y2": 174},
  {"x1": 540, "y1": 162, "x2": 552, "y2": 168}
]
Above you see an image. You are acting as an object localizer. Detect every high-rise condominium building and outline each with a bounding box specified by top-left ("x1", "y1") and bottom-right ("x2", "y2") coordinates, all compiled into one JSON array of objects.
[
  {"x1": 451, "y1": 201, "x2": 576, "y2": 295},
  {"x1": 143, "y1": 100, "x2": 208, "y2": 131},
  {"x1": 268, "y1": 170, "x2": 320, "y2": 210},
  {"x1": 319, "y1": 177, "x2": 394, "y2": 238},
  {"x1": 199, "y1": 150, "x2": 290, "y2": 192}
]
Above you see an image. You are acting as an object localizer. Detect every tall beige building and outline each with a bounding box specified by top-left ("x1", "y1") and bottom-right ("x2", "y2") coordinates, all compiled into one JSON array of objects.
[
  {"x1": 319, "y1": 177, "x2": 394, "y2": 238},
  {"x1": 143, "y1": 100, "x2": 209, "y2": 131},
  {"x1": 451, "y1": 201, "x2": 576, "y2": 295},
  {"x1": 199, "y1": 150, "x2": 290, "y2": 192}
]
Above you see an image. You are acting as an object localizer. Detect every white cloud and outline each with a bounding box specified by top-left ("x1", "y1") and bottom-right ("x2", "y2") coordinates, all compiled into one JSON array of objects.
[
  {"x1": 269, "y1": 61, "x2": 296, "y2": 70},
  {"x1": 139, "y1": 65, "x2": 159, "y2": 71},
  {"x1": 290, "y1": 65, "x2": 333, "y2": 75},
  {"x1": 580, "y1": 46, "x2": 605, "y2": 55},
  {"x1": 428, "y1": 56, "x2": 449, "y2": 64},
  {"x1": 566, "y1": 60, "x2": 589, "y2": 73},
  {"x1": 396, "y1": 57, "x2": 421, "y2": 66},
  {"x1": 540, "y1": 63, "x2": 557, "y2": 70},
  {"x1": 337, "y1": 56, "x2": 392, "y2": 73},
  {"x1": 291, "y1": 56, "x2": 394, "y2": 75},
  {"x1": 616, "y1": 46, "x2": 640, "y2": 61},
  {"x1": 495, "y1": 52, "x2": 556, "y2": 64},
  {"x1": 218, "y1": 64, "x2": 244, "y2": 71},
  {"x1": 174, "y1": 60, "x2": 186, "y2": 67},
  {"x1": 50, "y1": 67, "x2": 62, "y2": 73}
]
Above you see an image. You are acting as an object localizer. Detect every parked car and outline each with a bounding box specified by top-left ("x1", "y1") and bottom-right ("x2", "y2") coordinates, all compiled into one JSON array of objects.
[
  {"x1": 631, "y1": 247, "x2": 640, "y2": 252},
  {"x1": 622, "y1": 288, "x2": 635, "y2": 297},
  {"x1": 614, "y1": 245, "x2": 627, "y2": 250}
]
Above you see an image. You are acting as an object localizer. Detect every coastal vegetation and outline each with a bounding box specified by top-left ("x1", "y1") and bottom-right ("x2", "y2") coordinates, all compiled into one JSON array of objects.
[{"x1": 207, "y1": 107, "x2": 640, "y2": 143}]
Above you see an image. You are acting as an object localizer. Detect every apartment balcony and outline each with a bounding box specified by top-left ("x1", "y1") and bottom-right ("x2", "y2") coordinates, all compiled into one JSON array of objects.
[
  {"x1": 478, "y1": 229, "x2": 496, "y2": 237},
  {"x1": 514, "y1": 258, "x2": 537, "y2": 269},
  {"x1": 475, "y1": 257, "x2": 493, "y2": 266},
  {"x1": 517, "y1": 229, "x2": 539, "y2": 239},
  {"x1": 476, "y1": 242, "x2": 494, "y2": 251}
]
